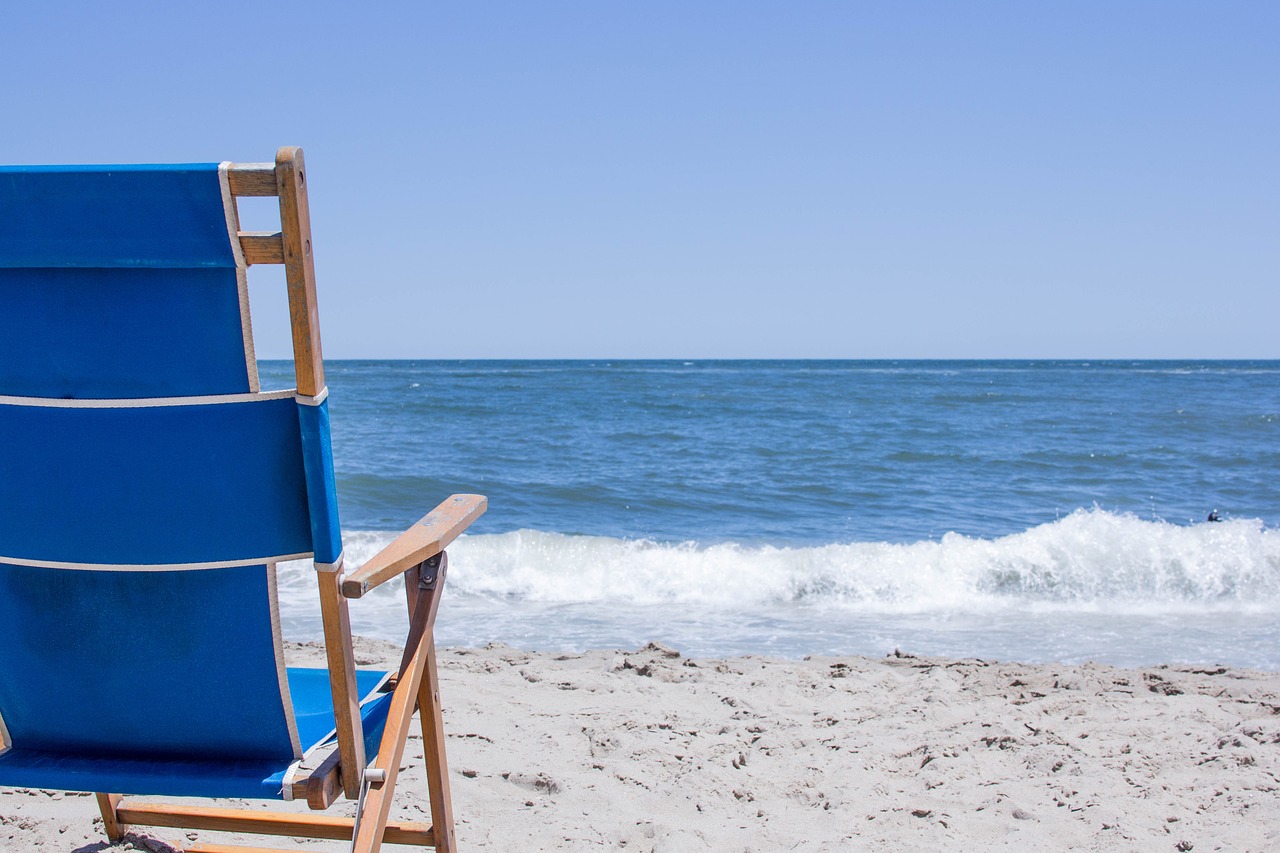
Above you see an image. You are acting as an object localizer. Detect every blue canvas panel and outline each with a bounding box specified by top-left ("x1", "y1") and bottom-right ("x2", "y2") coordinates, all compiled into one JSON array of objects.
[
  {"x1": 0, "y1": 396, "x2": 313, "y2": 566},
  {"x1": 0, "y1": 750, "x2": 292, "y2": 800},
  {"x1": 0, "y1": 563, "x2": 295, "y2": 762},
  {"x1": 298, "y1": 400, "x2": 343, "y2": 564},
  {"x1": 358, "y1": 691, "x2": 395, "y2": 763},
  {"x1": 288, "y1": 668, "x2": 391, "y2": 751},
  {"x1": 0, "y1": 666, "x2": 395, "y2": 799},
  {"x1": 0, "y1": 268, "x2": 252, "y2": 398},
  {"x1": 0, "y1": 164, "x2": 235, "y2": 269}
]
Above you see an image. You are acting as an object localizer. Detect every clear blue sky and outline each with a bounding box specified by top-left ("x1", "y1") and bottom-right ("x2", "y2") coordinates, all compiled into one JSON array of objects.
[{"x1": 4, "y1": 2, "x2": 1276, "y2": 358}]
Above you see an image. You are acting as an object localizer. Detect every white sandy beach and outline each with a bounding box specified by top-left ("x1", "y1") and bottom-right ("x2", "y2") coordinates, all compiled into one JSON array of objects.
[{"x1": 3, "y1": 637, "x2": 1279, "y2": 851}]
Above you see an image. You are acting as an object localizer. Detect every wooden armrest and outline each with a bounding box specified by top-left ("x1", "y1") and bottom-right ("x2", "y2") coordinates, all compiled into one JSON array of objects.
[{"x1": 341, "y1": 494, "x2": 486, "y2": 599}]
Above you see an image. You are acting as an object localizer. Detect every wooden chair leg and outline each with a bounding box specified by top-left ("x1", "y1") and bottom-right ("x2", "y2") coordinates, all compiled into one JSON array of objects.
[
  {"x1": 95, "y1": 792, "x2": 123, "y2": 842},
  {"x1": 349, "y1": 558, "x2": 452, "y2": 852},
  {"x1": 403, "y1": 556, "x2": 456, "y2": 851},
  {"x1": 418, "y1": 638, "x2": 456, "y2": 852},
  {"x1": 352, "y1": 633, "x2": 428, "y2": 852}
]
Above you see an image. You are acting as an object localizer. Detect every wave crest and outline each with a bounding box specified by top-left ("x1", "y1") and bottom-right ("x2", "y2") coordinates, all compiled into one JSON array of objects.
[{"x1": 312, "y1": 509, "x2": 1280, "y2": 613}]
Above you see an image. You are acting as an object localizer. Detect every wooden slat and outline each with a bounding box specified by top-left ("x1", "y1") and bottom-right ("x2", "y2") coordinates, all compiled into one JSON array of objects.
[
  {"x1": 239, "y1": 232, "x2": 285, "y2": 265},
  {"x1": 114, "y1": 803, "x2": 434, "y2": 846},
  {"x1": 352, "y1": 575, "x2": 446, "y2": 852},
  {"x1": 275, "y1": 146, "x2": 325, "y2": 397},
  {"x1": 317, "y1": 569, "x2": 365, "y2": 800},
  {"x1": 187, "y1": 845, "x2": 326, "y2": 853},
  {"x1": 342, "y1": 494, "x2": 487, "y2": 599},
  {"x1": 226, "y1": 163, "x2": 279, "y2": 197}
]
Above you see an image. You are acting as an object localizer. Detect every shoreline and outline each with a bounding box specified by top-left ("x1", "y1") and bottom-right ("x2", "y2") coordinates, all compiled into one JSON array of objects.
[{"x1": 4, "y1": 639, "x2": 1279, "y2": 850}]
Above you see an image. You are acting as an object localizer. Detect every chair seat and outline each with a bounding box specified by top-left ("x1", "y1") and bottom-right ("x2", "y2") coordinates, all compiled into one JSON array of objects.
[{"x1": 0, "y1": 668, "x2": 393, "y2": 799}]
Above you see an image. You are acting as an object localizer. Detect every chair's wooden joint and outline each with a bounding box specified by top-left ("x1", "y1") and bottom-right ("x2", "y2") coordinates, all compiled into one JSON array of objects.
[
  {"x1": 293, "y1": 746, "x2": 343, "y2": 810},
  {"x1": 418, "y1": 552, "x2": 445, "y2": 590},
  {"x1": 95, "y1": 793, "x2": 123, "y2": 842}
]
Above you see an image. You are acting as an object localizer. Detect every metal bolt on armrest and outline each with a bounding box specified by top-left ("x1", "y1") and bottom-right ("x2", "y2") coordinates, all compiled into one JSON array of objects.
[{"x1": 418, "y1": 552, "x2": 446, "y2": 590}]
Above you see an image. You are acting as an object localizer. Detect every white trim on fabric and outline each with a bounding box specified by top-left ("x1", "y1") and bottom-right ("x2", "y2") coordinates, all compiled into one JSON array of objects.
[
  {"x1": 279, "y1": 757, "x2": 303, "y2": 801},
  {"x1": 267, "y1": 563, "x2": 304, "y2": 760},
  {"x1": 218, "y1": 163, "x2": 248, "y2": 270},
  {"x1": 0, "y1": 552, "x2": 314, "y2": 572},
  {"x1": 313, "y1": 552, "x2": 344, "y2": 574},
  {"x1": 295, "y1": 386, "x2": 329, "y2": 406},
  {"x1": 0, "y1": 389, "x2": 297, "y2": 409},
  {"x1": 236, "y1": 264, "x2": 260, "y2": 393},
  {"x1": 219, "y1": 162, "x2": 261, "y2": 394}
]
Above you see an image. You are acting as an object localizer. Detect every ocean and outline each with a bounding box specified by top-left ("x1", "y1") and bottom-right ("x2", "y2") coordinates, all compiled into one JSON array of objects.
[{"x1": 261, "y1": 360, "x2": 1280, "y2": 669}]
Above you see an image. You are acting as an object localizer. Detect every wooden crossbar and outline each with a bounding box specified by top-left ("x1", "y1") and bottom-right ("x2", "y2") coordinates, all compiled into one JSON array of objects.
[
  {"x1": 114, "y1": 803, "x2": 434, "y2": 846},
  {"x1": 227, "y1": 162, "x2": 286, "y2": 266},
  {"x1": 238, "y1": 231, "x2": 285, "y2": 265},
  {"x1": 226, "y1": 163, "x2": 279, "y2": 197},
  {"x1": 188, "y1": 845, "x2": 325, "y2": 853}
]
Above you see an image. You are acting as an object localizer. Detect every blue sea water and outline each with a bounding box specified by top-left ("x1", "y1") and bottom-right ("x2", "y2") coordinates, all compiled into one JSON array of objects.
[{"x1": 261, "y1": 360, "x2": 1280, "y2": 669}]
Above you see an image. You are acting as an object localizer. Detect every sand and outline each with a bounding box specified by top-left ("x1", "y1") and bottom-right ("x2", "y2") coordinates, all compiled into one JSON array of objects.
[{"x1": 3, "y1": 637, "x2": 1280, "y2": 851}]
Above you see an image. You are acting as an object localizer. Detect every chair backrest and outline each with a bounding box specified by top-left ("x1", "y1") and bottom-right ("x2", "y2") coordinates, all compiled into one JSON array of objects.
[{"x1": 0, "y1": 160, "x2": 342, "y2": 765}]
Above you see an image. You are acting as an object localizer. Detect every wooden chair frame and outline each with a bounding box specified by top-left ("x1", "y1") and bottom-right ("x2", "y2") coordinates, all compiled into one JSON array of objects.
[{"x1": 92, "y1": 147, "x2": 486, "y2": 853}]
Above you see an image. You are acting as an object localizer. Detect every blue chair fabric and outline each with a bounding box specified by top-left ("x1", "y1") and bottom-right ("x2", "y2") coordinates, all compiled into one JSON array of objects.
[{"x1": 0, "y1": 160, "x2": 372, "y2": 800}]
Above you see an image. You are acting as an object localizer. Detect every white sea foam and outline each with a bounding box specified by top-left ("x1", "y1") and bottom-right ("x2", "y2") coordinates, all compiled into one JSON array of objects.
[
  {"x1": 271, "y1": 510, "x2": 1280, "y2": 665},
  {"x1": 278, "y1": 509, "x2": 1280, "y2": 617}
]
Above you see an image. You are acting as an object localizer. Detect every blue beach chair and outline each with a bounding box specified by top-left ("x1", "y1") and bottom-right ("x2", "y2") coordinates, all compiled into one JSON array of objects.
[{"x1": 0, "y1": 147, "x2": 485, "y2": 852}]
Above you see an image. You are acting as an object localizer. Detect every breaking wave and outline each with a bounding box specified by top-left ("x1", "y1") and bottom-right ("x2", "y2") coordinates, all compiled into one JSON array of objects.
[{"x1": 280, "y1": 509, "x2": 1280, "y2": 615}]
